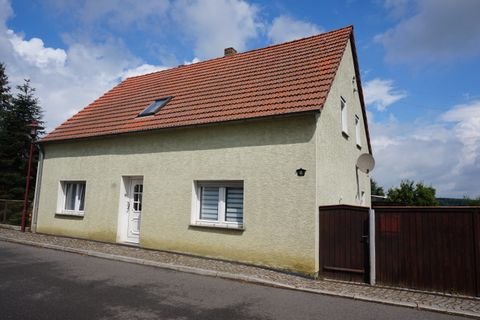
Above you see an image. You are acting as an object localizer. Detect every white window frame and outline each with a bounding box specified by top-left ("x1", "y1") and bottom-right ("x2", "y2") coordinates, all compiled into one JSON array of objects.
[
  {"x1": 355, "y1": 114, "x2": 362, "y2": 147},
  {"x1": 341, "y1": 97, "x2": 348, "y2": 136},
  {"x1": 57, "y1": 181, "x2": 86, "y2": 216},
  {"x1": 191, "y1": 181, "x2": 244, "y2": 229}
]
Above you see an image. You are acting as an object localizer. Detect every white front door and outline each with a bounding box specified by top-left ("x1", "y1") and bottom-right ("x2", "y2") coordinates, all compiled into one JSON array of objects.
[{"x1": 126, "y1": 178, "x2": 143, "y2": 244}]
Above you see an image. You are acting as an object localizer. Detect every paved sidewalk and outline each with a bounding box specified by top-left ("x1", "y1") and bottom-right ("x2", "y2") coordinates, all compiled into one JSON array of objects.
[{"x1": 0, "y1": 227, "x2": 478, "y2": 319}]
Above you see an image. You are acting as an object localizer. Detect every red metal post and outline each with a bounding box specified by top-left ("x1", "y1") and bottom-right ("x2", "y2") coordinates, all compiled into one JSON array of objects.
[{"x1": 20, "y1": 141, "x2": 35, "y2": 232}]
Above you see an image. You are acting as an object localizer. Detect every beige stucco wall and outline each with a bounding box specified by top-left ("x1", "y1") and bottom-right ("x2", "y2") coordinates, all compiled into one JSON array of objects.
[
  {"x1": 36, "y1": 115, "x2": 319, "y2": 274},
  {"x1": 315, "y1": 39, "x2": 371, "y2": 208}
]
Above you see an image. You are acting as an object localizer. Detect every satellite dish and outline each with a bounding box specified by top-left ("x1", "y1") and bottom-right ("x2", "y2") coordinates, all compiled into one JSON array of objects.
[{"x1": 356, "y1": 153, "x2": 375, "y2": 173}]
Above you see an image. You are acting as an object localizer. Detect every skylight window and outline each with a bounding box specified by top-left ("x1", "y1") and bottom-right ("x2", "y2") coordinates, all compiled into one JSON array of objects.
[{"x1": 138, "y1": 97, "x2": 171, "y2": 117}]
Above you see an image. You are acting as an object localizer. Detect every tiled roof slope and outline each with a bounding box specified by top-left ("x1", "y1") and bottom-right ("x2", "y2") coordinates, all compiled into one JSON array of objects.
[{"x1": 43, "y1": 26, "x2": 355, "y2": 142}]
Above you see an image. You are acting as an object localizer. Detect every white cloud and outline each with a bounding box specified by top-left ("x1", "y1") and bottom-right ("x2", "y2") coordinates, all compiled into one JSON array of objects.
[
  {"x1": 442, "y1": 100, "x2": 480, "y2": 167},
  {"x1": 376, "y1": 0, "x2": 480, "y2": 63},
  {"x1": 172, "y1": 0, "x2": 262, "y2": 59},
  {"x1": 15, "y1": 41, "x2": 140, "y2": 130},
  {"x1": 381, "y1": 0, "x2": 412, "y2": 18},
  {"x1": 371, "y1": 100, "x2": 480, "y2": 197},
  {"x1": 0, "y1": 0, "x2": 169, "y2": 131},
  {"x1": 47, "y1": 0, "x2": 265, "y2": 61},
  {"x1": 0, "y1": 0, "x2": 12, "y2": 23},
  {"x1": 267, "y1": 15, "x2": 323, "y2": 44},
  {"x1": 8, "y1": 30, "x2": 67, "y2": 69},
  {"x1": 120, "y1": 58, "x2": 201, "y2": 80},
  {"x1": 47, "y1": 0, "x2": 264, "y2": 61},
  {"x1": 121, "y1": 64, "x2": 170, "y2": 80},
  {"x1": 119, "y1": 57, "x2": 201, "y2": 80},
  {"x1": 363, "y1": 78, "x2": 406, "y2": 111},
  {"x1": 183, "y1": 57, "x2": 200, "y2": 65}
]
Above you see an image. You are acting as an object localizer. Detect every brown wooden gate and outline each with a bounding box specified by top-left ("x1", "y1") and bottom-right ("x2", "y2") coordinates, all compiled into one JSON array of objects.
[
  {"x1": 375, "y1": 206, "x2": 480, "y2": 296},
  {"x1": 319, "y1": 205, "x2": 370, "y2": 282}
]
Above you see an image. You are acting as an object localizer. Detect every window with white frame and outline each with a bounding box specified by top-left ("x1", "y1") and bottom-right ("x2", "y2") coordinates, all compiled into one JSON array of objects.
[
  {"x1": 341, "y1": 97, "x2": 348, "y2": 135},
  {"x1": 193, "y1": 182, "x2": 244, "y2": 228},
  {"x1": 355, "y1": 114, "x2": 362, "y2": 147},
  {"x1": 58, "y1": 181, "x2": 86, "y2": 215}
]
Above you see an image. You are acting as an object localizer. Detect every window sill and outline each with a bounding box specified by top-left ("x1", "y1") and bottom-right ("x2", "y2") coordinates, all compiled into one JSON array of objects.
[
  {"x1": 190, "y1": 222, "x2": 244, "y2": 231},
  {"x1": 55, "y1": 211, "x2": 85, "y2": 217}
]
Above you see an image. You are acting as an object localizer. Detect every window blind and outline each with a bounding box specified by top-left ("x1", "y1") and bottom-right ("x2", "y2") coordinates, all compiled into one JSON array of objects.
[
  {"x1": 200, "y1": 187, "x2": 219, "y2": 220},
  {"x1": 225, "y1": 187, "x2": 243, "y2": 223}
]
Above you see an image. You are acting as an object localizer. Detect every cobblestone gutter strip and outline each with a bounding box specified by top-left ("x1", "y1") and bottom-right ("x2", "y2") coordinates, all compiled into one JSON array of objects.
[
  {"x1": 0, "y1": 224, "x2": 20, "y2": 231},
  {"x1": 0, "y1": 229, "x2": 479, "y2": 319}
]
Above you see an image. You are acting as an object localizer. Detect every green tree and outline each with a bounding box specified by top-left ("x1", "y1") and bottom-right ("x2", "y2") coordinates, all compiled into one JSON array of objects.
[
  {"x1": 0, "y1": 76, "x2": 44, "y2": 201},
  {"x1": 0, "y1": 62, "x2": 13, "y2": 199},
  {"x1": 387, "y1": 179, "x2": 438, "y2": 206},
  {"x1": 464, "y1": 196, "x2": 480, "y2": 206},
  {"x1": 371, "y1": 179, "x2": 385, "y2": 196}
]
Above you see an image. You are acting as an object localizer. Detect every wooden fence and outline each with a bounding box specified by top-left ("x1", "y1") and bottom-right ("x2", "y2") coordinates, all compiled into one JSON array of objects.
[
  {"x1": 374, "y1": 206, "x2": 480, "y2": 296},
  {"x1": 319, "y1": 205, "x2": 370, "y2": 282},
  {"x1": 319, "y1": 205, "x2": 480, "y2": 296}
]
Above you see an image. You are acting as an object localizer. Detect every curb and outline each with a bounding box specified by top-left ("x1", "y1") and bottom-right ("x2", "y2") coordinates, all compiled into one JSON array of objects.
[{"x1": 0, "y1": 236, "x2": 478, "y2": 319}]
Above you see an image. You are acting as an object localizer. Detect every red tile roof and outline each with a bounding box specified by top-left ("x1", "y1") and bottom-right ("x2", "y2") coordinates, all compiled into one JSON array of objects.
[{"x1": 43, "y1": 26, "x2": 366, "y2": 147}]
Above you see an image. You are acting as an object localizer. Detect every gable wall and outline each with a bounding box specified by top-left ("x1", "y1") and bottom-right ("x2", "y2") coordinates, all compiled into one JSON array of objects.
[
  {"x1": 315, "y1": 38, "x2": 371, "y2": 206},
  {"x1": 314, "y1": 38, "x2": 372, "y2": 272}
]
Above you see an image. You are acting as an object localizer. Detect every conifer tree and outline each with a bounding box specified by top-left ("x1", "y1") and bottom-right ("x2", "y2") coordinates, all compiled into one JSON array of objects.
[
  {"x1": 0, "y1": 62, "x2": 13, "y2": 199},
  {"x1": 0, "y1": 75, "x2": 44, "y2": 201}
]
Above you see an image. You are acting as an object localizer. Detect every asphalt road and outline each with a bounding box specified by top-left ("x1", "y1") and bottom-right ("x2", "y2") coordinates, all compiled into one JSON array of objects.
[{"x1": 0, "y1": 241, "x2": 469, "y2": 320}]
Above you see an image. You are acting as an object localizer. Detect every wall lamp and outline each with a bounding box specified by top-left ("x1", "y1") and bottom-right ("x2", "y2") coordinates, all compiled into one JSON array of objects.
[{"x1": 296, "y1": 168, "x2": 306, "y2": 177}]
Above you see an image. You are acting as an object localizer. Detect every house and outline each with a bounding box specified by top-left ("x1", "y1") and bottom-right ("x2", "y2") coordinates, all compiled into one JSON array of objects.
[{"x1": 32, "y1": 25, "x2": 372, "y2": 275}]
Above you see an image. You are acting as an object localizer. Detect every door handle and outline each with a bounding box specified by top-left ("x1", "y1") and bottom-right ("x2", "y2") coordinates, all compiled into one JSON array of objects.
[{"x1": 361, "y1": 235, "x2": 369, "y2": 243}]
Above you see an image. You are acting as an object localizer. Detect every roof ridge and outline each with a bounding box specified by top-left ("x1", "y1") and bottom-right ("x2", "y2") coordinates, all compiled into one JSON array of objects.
[
  {"x1": 125, "y1": 25, "x2": 353, "y2": 81},
  {"x1": 230, "y1": 25, "x2": 353, "y2": 58}
]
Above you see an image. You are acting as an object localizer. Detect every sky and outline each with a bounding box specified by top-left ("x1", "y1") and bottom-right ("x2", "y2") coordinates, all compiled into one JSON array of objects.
[{"x1": 0, "y1": 0, "x2": 479, "y2": 198}]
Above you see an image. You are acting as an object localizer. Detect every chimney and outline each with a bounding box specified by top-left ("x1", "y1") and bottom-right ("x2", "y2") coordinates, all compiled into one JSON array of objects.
[{"x1": 224, "y1": 47, "x2": 237, "y2": 56}]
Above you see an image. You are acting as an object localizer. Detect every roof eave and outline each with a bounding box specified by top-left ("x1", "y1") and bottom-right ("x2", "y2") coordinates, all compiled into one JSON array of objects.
[
  {"x1": 349, "y1": 28, "x2": 373, "y2": 155},
  {"x1": 39, "y1": 109, "x2": 320, "y2": 145}
]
